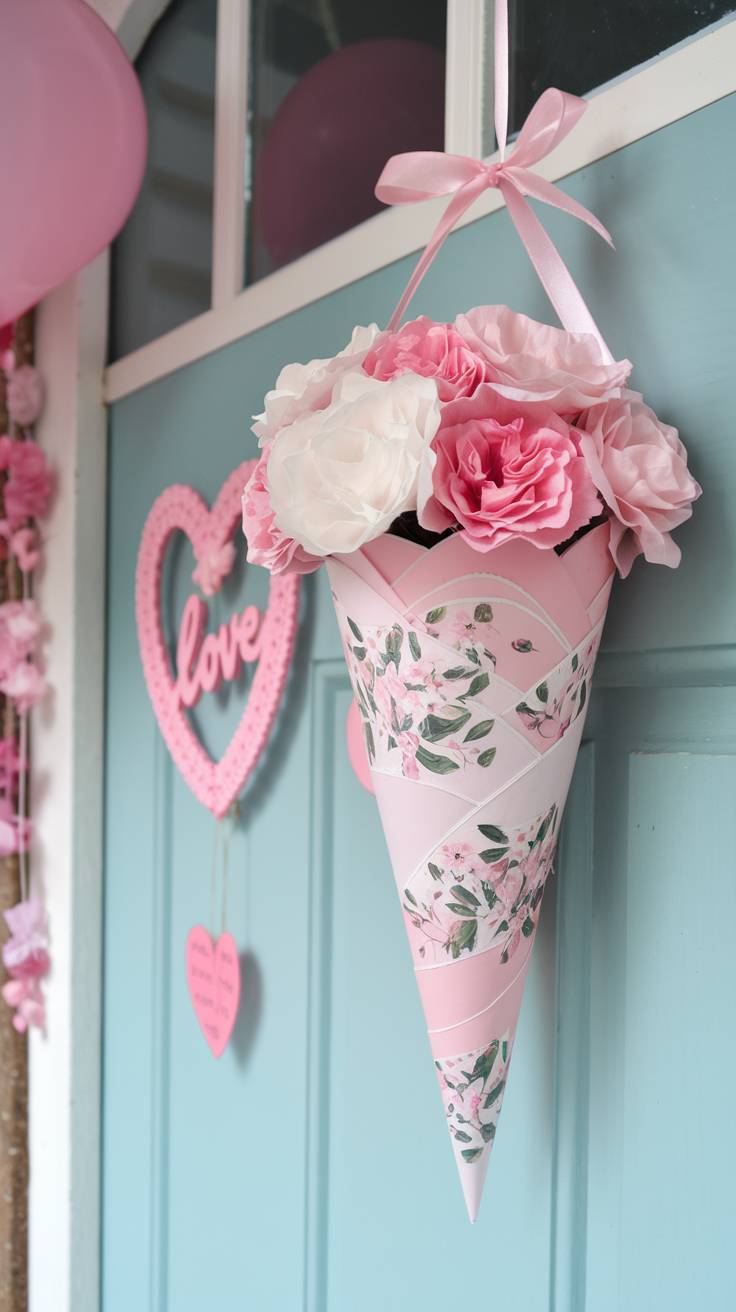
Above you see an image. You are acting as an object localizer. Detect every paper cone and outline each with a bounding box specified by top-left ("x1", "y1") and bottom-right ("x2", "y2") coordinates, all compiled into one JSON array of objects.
[{"x1": 327, "y1": 524, "x2": 613, "y2": 1221}]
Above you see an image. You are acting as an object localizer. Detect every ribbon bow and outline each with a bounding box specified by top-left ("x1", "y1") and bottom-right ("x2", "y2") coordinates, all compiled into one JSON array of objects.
[{"x1": 375, "y1": 0, "x2": 614, "y2": 360}]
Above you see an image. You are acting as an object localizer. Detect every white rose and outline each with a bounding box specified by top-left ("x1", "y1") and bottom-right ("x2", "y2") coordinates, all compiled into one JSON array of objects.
[
  {"x1": 252, "y1": 324, "x2": 383, "y2": 445},
  {"x1": 267, "y1": 371, "x2": 441, "y2": 556}
]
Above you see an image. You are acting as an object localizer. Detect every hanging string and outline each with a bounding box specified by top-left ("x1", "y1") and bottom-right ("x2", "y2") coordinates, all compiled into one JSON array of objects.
[{"x1": 209, "y1": 802, "x2": 239, "y2": 939}]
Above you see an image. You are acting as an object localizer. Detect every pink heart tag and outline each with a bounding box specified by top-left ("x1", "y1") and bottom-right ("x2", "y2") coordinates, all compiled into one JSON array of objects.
[
  {"x1": 186, "y1": 925, "x2": 241, "y2": 1059},
  {"x1": 136, "y1": 462, "x2": 300, "y2": 818}
]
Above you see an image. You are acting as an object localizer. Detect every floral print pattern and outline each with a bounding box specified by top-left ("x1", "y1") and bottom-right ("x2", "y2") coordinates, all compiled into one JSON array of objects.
[
  {"x1": 424, "y1": 602, "x2": 498, "y2": 675},
  {"x1": 403, "y1": 803, "x2": 559, "y2": 964},
  {"x1": 515, "y1": 631, "x2": 599, "y2": 743},
  {"x1": 341, "y1": 612, "x2": 498, "y2": 781},
  {"x1": 436, "y1": 1034, "x2": 511, "y2": 1164}
]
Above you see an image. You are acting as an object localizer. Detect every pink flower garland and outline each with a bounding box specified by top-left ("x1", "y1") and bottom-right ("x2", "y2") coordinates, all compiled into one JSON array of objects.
[{"x1": 0, "y1": 345, "x2": 52, "y2": 1034}]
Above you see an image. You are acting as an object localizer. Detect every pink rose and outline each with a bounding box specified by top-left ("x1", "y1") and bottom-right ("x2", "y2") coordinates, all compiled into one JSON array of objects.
[
  {"x1": 0, "y1": 436, "x2": 54, "y2": 526},
  {"x1": 577, "y1": 395, "x2": 701, "y2": 577},
  {"x1": 419, "y1": 388, "x2": 600, "y2": 551},
  {"x1": 455, "y1": 305, "x2": 631, "y2": 412},
  {"x1": 242, "y1": 449, "x2": 321, "y2": 576},
  {"x1": 362, "y1": 316, "x2": 491, "y2": 400}
]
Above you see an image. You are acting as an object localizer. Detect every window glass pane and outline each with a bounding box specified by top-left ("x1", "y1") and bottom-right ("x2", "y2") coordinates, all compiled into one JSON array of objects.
[
  {"x1": 508, "y1": 1, "x2": 735, "y2": 133},
  {"x1": 245, "y1": 0, "x2": 447, "y2": 284},
  {"x1": 110, "y1": 0, "x2": 217, "y2": 361}
]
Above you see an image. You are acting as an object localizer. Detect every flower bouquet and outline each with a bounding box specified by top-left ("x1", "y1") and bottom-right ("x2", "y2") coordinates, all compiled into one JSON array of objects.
[{"x1": 241, "y1": 0, "x2": 700, "y2": 1221}]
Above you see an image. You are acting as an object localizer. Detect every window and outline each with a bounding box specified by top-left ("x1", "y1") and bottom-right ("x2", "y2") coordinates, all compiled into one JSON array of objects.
[
  {"x1": 245, "y1": 0, "x2": 446, "y2": 283},
  {"x1": 111, "y1": 0, "x2": 218, "y2": 359},
  {"x1": 507, "y1": 0, "x2": 735, "y2": 131}
]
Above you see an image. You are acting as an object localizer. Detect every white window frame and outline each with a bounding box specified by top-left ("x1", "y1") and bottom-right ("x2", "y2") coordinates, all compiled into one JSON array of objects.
[{"x1": 30, "y1": 3, "x2": 736, "y2": 1310}]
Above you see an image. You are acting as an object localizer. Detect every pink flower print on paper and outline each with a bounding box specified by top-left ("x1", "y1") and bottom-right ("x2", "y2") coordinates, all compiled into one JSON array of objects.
[
  {"x1": 516, "y1": 635, "x2": 598, "y2": 744},
  {"x1": 423, "y1": 602, "x2": 498, "y2": 679},
  {"x1": 435, "y1": 1034, "x2": 511, "y2": 1164},
  {"x1": 341, "y1": 613, "x2": 499, "y2": 783},
  {"x1": 403, "y1": 805, "x2": 559, "y2": 964}
]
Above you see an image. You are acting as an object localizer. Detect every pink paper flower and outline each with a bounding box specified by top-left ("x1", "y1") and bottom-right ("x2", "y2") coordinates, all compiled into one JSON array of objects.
[
  {"x1": 0, "y1": 599, "x2": 42, "y2": 675},
  {"x1": 0, "y1": 802, "x2": 30, "y2": 856},
  {"x1": 10, "y1": 526, "x2": 40, "y2": 572},
  {"x1": 242, "y1": 449, "x2": 322, "y2": 576},
  {"x1": 419, "y1": 388, "x2": 600, "y2": 551},
  {"x1": 2, "y1": 977, "x2": 45, "y2": 1032},
  {"x1": 577, "y1": 395, "x2": 702, "y2": 577},
  {"x1": 0, "y1": 660, "x2": 47, "y2": 712},
  {"x1": 5, "y1": 364, "x2": 44, "y2": 427},
  {"x1": 0, "y1": 736, "x2": 25, "y2": 792},
  {"x1": 455, "y1": 305, "x2": 631, "y2": 412},
  {"x1": 2, "y1": 897, "x2": 48, "y2": 978},
  {"x1": 363, "y1": 316, "x2": 491, "y2": 400},
  {"x1": 191, "y1": 540, "x2": 235, "y2": 597},
  {"x1": 0, "y1": 436, "x2": 54, "y2": 526}
]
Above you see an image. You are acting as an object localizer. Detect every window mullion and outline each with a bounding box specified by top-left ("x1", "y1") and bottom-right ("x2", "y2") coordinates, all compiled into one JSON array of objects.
[
  {"x1": 212, "y1": 0, "x2": 250, "y2": 308},
  {"x1": 445, "y1": 0, "x2": 490, "y2": 158}
]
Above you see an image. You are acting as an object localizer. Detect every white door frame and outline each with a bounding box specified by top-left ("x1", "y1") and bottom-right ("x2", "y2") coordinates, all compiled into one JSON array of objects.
[{"x1": 29, "y1": 2, "x2": 736, "y2": 1308}]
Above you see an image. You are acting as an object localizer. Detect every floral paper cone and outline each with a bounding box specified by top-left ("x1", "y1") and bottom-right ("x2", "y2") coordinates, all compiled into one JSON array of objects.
[{"x1": 327, "y1": 524, "x2": 613, "y2": 1221}]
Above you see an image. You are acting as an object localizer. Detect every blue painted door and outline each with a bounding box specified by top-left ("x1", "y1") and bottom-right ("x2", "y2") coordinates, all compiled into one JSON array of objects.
[{"x1": 102, "y1": 94, "x2": 736, "y2": 1310}]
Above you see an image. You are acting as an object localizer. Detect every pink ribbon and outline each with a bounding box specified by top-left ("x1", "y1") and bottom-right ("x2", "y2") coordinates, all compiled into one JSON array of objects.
[{"x1": 375, "y1": 0, "x2": 614, "y2": 361}]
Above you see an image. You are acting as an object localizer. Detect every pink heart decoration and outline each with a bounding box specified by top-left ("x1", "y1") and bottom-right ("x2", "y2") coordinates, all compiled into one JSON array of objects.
[
  {"x1": 186, "y1": 926, "x2": 241, "y2": 1058},
  {"x1": 136, "y1": 462, "x2": 300, "y2": 817}
]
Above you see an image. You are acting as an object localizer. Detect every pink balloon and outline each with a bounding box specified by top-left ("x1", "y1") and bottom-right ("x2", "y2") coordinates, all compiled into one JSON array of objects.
[
  {"x1": 253, "y1": 39, "x2": 445, "y2": 270},
  {"x1": 0, "y1": 0, "x2": 147, "y2": 326}
]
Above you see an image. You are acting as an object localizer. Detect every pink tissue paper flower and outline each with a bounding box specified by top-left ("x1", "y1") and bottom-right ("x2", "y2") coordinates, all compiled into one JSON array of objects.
[
  {"x1": 10, "y1": 526, "x2": 41, "y2": 572},
  {"x1": 192, "y1": 540, "x2": 235, "y2": 597},
  {"x1": 363, "y1": 316, "x2": 492, "y2": 400},
  {"x1": 455, "y1": 305, "x2": 632, "y2": 412},
  {"x1": 242, "y1": 448, "x2": 322, "y2": 576},
  {"x1": 419, "y1": 387, "x2": 600, "y2": 551},
  {"x1": 1, "y1": 977, "x2": 45, "y2": 1032},
  {"x1": 0, "y1": 660, "x2": 47, "y2": 712},
  {"x1": 0, "y1": 435, "x2": 53, "y2": 526},
  {"x1": 0, "y1": 599, "x2": 42, "y2": 673},
  {"x1": 0, "y1": 736, "x2": 25, "y2": 792},
  {"x1": 2, "y1": 896, "x2": 49, "y2": 978},
  {"x1": 577, "y1": 395, "x2": 702, "y2": 577},
  {"x1": 5, "y1": 364, "x2": 44, "y2": 427}
]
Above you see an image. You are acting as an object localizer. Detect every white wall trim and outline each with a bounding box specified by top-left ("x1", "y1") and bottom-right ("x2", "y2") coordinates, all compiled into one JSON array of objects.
[
  {"x1": 30, "y1": 256, "x2": 109, "y2": 1312},
  {"x1": 104, "y1": 16, "x2": 736, "y2": 403}
]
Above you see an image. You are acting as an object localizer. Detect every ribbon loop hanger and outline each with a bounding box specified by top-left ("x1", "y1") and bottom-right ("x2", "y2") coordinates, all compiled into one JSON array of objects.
[{"x1": 375, "y1": 0, "x2": 615, "y2": 362}]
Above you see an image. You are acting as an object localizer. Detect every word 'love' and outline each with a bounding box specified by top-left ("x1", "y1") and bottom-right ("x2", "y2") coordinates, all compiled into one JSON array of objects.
[{"x1": 175, "y1": 594, "x2": 262, "y2": 709}]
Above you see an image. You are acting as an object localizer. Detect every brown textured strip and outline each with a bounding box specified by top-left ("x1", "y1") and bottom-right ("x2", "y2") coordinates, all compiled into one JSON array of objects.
[{"x1": 0, "y1": 310, "x2": 34, "y2": 1312}]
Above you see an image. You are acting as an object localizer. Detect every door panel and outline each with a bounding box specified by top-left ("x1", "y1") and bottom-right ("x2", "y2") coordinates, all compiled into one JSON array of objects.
[{"x1": 103, "y1": 93, "x2": 736, "y2": 1309}]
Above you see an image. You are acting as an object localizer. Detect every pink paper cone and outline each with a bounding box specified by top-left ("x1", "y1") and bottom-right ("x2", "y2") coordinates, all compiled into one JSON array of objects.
[{"x1": 327, "y1": 524, "x2": 613, "y2": 1221}]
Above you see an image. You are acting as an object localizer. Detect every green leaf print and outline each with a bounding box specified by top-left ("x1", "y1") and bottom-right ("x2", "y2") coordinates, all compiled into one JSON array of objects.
[
  {"x1": 443, "y1": 665, "x2": 479, "y2": 680},
  {"x1": 479, "y1": 847, "x2": 509, "y2": 864},
  {"x1": 463, "y1": 718, "x2": 494, "y2": 742},
  {"x1": 418, "y1": 709, "x2": 472, "y2": 743},
  {"x1": 473, "y1": 603, "x2": 494, "y2": 623},
  {"x1": 477, "y1": 747, "x2": 497, "y2": 767},
  {"x1": 408, "y1": 630, "x2": 422, "y2": 661},
  {"x1": 484, "y1": 1080, "x2": 506, "y2": 1110},
  {"x1": 478, "y1": 824, "x2": 508, "y2": 843},
  {"x1": 347, "y1": 617, "x2": 363, "y2": 642},
  {"x1": 480, "y1": 1122, "x2": 497, "y2": 1143},
  {"x1": 415, "y1": 746, "x2": 460, "y2": 775},
  {"x1": 454, "y1": 1130, "x2": 473, "y2": 1143},
  {"x1": 536, "y1": 681, "x2": 549, "y2": 703},
  {"x1": 449, "y1": 919, "x2": 477, "y2": 957},
  {"x1": 450, "y1": 884, "x2": 480, "y2": 907},
  {"x1": 425, "y1": 607, "x2": 446, "y2": 625},
  {"x1": 461, "y1": 1148, "x2": 483, "y2": 1163},
  {"x1": 446, "y1": 903, "x2": 478, "y2": 918},
  {"x1": 460, "y1": 672, "x2": 490, "y2": 700}
]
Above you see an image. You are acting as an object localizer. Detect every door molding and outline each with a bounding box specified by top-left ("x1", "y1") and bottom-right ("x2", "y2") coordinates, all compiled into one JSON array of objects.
[{"x1": 29, "y1": 4, "x2": 736, "y2": 1310}]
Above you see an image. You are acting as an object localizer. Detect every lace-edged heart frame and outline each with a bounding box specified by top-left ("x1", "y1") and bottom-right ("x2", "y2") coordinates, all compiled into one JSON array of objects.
[{"x1": 135, "y1": 462, "x2": 300, "y2": 817}]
